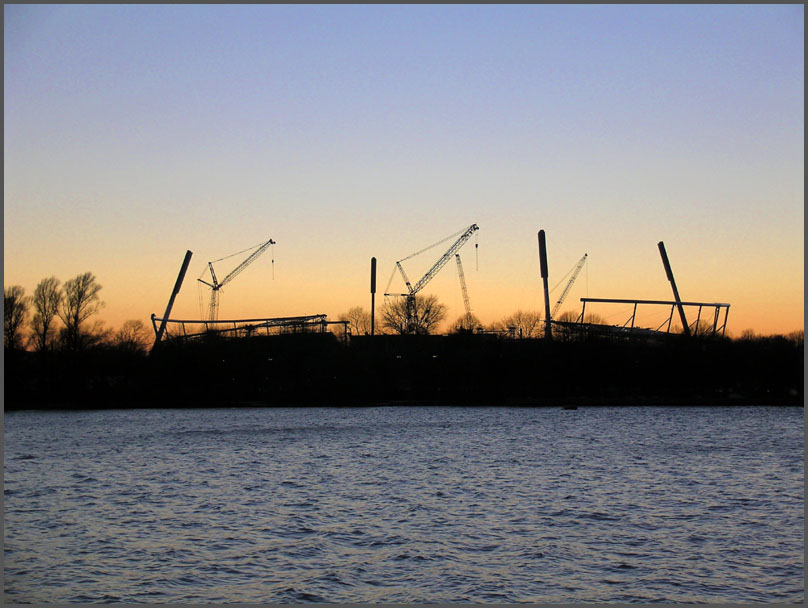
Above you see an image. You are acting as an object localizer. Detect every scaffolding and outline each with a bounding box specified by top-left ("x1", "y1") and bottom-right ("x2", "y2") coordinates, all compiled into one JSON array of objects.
[
  {"x1": 576, "y1": 298, "x2": 731, "y2": 336},
  {"x1": 150, "y1": 313, "x2": 342, "y2": 342}
]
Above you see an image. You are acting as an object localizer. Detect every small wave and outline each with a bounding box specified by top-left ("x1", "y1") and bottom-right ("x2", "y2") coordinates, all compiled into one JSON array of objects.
[
  {"x1": 349, "y1": 532, "x2": 406, "y2": 547},
  {"x1": 279, "y1": 587, "x2": 326, "y2": 602},
  {"x1": 318, "y1": 571, "x2": 353, "y2": 586},
  {"x1": 69, "y1": 472, "x2": 98, "y2": 482},
  {"x1": 280, "y1": 480, "x2": 304, "y2": 488},
  {"x1": 66, "y1": 594, "x2": 111, "y2": 602},
  {"x1": 393, "y1": 553, "x2": 432, "y2": 562},
  {"x1": 162, "y1": 574, "x2": 203, "y2": 587},
  {"x1": 601, "y1": 578, "x2": 623, "y2": 585},
  {"x1": 707, "y1": 504, "x2": 734, "y2": 512},
  {"x1": 479, "y1": 591, "x2": 514, "y2": 601},
  {"x1": 585, "y1": 511, "x2": 621, "y2": 521}
]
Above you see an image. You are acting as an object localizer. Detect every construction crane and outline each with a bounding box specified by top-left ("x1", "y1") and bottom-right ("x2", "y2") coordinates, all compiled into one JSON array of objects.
[
  {"x1": 198, "y1": 237, "x2": 275, "y2": 321},
  {"x1": 550, "y1": 253, "x2": 587, "y2": 320},
  {"x1": 385, "y1": 223, "x2": 479, "y2": 333},
  {"x1": 455, "y1": 254, "x2": 473, "y2": 330}
]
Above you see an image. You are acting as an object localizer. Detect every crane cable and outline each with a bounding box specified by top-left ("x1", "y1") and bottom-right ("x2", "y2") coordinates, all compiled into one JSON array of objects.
[
  {"x1": 397, "y1": 226, "x2": 467, "y2": 263},
  {"x1": 212, "y1": 240, "x2": 267, "y2": 264},
  {"x1": 197, "y1": 281, "x2": 206, "y2": 320},
  {"x1": 384, "y1": 265, "x2": 399, "y2": 296},
  {"x1": 549, "y1": 262, "x2": 577, "y2": 295}
]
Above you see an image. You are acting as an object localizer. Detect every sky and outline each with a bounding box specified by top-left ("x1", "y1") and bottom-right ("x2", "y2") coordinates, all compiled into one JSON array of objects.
[{"x1": 4, "y1": 4, "x2": 804, "y2": 336}]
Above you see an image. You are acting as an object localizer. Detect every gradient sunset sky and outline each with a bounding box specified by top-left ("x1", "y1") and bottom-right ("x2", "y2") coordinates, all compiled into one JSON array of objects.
[{"x1": 4, "y1": 4, "x2": 804, "y2": 336}]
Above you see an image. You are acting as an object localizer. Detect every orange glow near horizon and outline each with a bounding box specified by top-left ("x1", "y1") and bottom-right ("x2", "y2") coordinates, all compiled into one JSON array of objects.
[{"x1": 8, "y1": 231, "x2": 797, "y2": 340}]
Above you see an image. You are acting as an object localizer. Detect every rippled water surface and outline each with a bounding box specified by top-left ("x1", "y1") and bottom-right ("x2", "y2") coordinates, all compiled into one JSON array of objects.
[{"x1": 4, "y1": 405, "x2": 804, "y2": 603}]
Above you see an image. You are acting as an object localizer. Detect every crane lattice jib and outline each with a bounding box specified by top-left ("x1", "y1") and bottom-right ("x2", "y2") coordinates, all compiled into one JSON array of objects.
[
  {"x1": 455, "y1": 254, "x2": 472, "y2": 318},
  {"x1": 407, "y1": 224, "x2": 479, "y2": 295},
  {"x1": 219, "y1": 238, "x2": 276, "y2": 288},
  {"x1": 396, "y1": 262, "x2": 413, "y2": 292},
  {"x1": 551, "y1": 253, "x2": 587, "y2": 319}
]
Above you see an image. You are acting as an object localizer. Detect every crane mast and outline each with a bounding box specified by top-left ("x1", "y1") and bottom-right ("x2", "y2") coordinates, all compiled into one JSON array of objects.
[
  {"x1": 385, "y1": 223, "x2": 479, "y2": 334},
  {"x1": 198, "y1": 237, "x2": 276, "y2": 322},
  {"x1": 551, "y1": 253, "x2": 587, "y2": 320},
  {"x1": 455, "y1": 254, "x2": 473, "y2": 329}
]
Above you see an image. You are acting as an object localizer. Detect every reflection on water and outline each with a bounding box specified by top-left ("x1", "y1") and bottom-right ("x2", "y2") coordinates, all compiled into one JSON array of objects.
[{"x1": 4, "y1": 406, "x2": 804, "y2": 603}]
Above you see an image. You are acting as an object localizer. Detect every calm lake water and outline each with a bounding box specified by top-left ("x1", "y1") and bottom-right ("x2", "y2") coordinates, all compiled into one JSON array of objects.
[{"x1": 4, "y1": 405, "x2": 804, "y2": 603}]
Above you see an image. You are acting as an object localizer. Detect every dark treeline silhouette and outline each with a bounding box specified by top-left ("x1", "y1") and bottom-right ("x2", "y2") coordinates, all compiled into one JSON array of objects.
[
  {"x1": 5, "y1": 273, "x2": 152, "y2": 408},
  {"x1": 4, "y1": 328, "x2": 803, "y2": 409},
  {"x1": 5, "y1": 274, "x2": 152, "y2": 355}
]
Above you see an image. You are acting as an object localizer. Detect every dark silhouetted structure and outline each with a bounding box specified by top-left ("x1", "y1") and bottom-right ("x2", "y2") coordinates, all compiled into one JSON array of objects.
[
  {"x1": 538, "y1": 230, "x2": 552, "y2": 340},
  {"x1": 658, "y1": 241, "x2": 690, "y2": 336},
  {"x1": 153, "y1": 249, "x2": 193, "y2": 350}
]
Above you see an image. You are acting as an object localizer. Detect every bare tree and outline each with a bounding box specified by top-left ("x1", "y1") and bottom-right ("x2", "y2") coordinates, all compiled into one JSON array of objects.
[
  {"x1": 452, "y1": 312, "x2": 482, "y2": 333},
  {"x1": 30, "y1": 277, "x2": 63, "y2": 351},
  {"x1": 787, "y1": 330, "x2": 804, "y2": 347},
  {"x1": 382, "y1": 294, "x2": 447, "y2": 335},
  {"x1": 554, "y1": 310, "x2": 605, "y2": 325},
  {"x1": 4, "y1": 285, "x2": 31, "y2": 350},
  {"x1": 584, "y1": 312, "x2": 605, "y2": 325},
  {"x1": 113, "y1": 319, "x2": 151, "y2": 353},
  {"x1": 554, "y1": 310, "x2": 580, "y2": 324},
  {"x1": 499, "y1": 310, "x2": 543, "y2": 338},
  {"x1": 58, "y1": 272, "x2": 104, "y2": 351},
  {"x1": 84, "y1": 319, "x2": 114, "y2": 349},
  {"x1": 339, "y1": 306, "x2": 371, "y2": 336}
]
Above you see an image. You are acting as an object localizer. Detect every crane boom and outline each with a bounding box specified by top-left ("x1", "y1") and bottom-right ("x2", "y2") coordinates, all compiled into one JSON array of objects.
[
  {"x1": 408, "y1": 224, "x2": 479, "y2": 295},
  {"x1": 551, "y1": 253, "x2": 587, "y2": 320},
  {"x1": 220, "y1": 238, "x2": 276, "y2": 288},
  {"x1": 455, "y1": 254, "x2": 472, "y2": 323}
]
